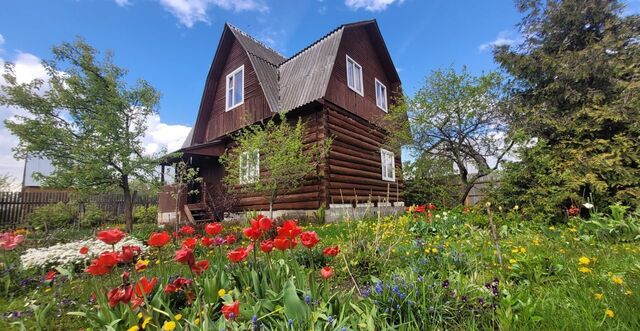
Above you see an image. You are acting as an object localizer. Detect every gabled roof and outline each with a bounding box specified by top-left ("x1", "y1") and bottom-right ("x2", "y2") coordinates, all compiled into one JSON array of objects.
[{"x1": 183, "y1": 19, "x2": 399, "y2": 149}]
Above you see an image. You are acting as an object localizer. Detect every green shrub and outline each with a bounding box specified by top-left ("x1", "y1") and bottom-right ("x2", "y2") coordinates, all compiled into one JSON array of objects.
[
  {"x1": 79, "y1": 203, "x2": 109, "y2": 227},
  {"x1": 133, "y1": 204, "x2": 158, "y2": 224},
  {"x1": 27, "y1": 202, "x2": 77, "y2": 231}
]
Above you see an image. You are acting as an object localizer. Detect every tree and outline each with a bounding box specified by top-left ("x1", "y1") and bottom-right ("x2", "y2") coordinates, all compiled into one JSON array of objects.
[
  {"x1": 0, "y1": 173, "x2": 15, "y2": 191},
  {"x1": 493, "y1": 0, "x2": 640, "y2": 216},
  {"x1": 384, "y1": 66, "x2": 514, "y2": 204},
  {"x1": 220, "y1": 113, "x2": 331, "y2": 219},
  {"x1": 0, "y1": 39, "x2": 161, "y2": 232},
  {"x1": 402, "y1": 157, "x2": 460, "y2": 208},
  {"x1": 166, "y1": 160, "x2": 201, "y2": 237}
]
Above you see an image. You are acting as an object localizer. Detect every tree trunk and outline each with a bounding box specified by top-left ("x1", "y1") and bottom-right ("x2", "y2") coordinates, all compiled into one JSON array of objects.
[
  {"x1": 460, "y1": 182, "x2": 474, "y2": 205},
  {"x1": 122, "y1": 177, "x2": 133, "y2": 233}
]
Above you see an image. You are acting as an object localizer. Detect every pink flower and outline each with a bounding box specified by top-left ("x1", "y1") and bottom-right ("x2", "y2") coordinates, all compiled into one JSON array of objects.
[{"x1": 0, "y1": 232, "x2": 25, "y2": 250}]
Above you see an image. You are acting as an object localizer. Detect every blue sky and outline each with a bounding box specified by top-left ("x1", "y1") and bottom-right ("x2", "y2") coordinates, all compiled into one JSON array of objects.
[{"x1": 2, "y1": 0, "x2": 638, "y2": 186}]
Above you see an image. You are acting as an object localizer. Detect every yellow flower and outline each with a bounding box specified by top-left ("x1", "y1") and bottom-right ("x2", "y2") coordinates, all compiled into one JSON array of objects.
[
  {"x1": 218, "y1": 289, "x2": 226, "y2": 297},
  {"x1": 605, "y1": 309, "x2": 614, "y2": 318},
  {"x1": 611, "y1": 276, "x2": 623, "y2": 285},
  {"x1": 142, "y1": 317, "x2": 152, "y2": 329},
  {"x1": 127, "y1": 326, "x2": 139, "y2": 331},
  {"x1": 624, "y1": 290, "x2": 632, "y2": 296},
  {"x1": 549, "y1": 226, "x2": 555, "y2": 230},
  {"x1": 519, "y1": 247, "x2": 526, "y2": 254},
  {"x1": 579, "y1": 267, "x2": 592, "y2": 273},
  {"x1": 509, "y1": 259, "x2": 517, "y2": 264},
  {"x1": 595, "y1": 293, "x2": 604, "y2": 300},
  {"x1": 578, "y1": 256, "x2": 590, "y2": 265},
  {"x1": 155, "y1": 260, "x2": 160, "y2": 265},
  {"x1": 162, "y1": 321, "x2": 176, "y2": 331},
  {"x1": 195, "y1": 318, "x2": 201, "y2": 326},
  {"x1": 137, "y1": 312, "x2": 143, "y2": 319},
  {"x1": 431, "y1": 248, "x2": 438, "y2": 253},
  {"x1": 175, "y1": 314, "x2": 182, "y2": 321}
]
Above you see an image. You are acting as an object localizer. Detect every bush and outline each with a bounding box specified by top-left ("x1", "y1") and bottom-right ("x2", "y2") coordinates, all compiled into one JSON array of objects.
[
  {"x1": 133, "y1": 205, "x2": 158, "y2": 224},
  {"x1": 27, "y1": 202, "x2": 77, "y2": 232},
  {"x1": 79, "y1": 203, "x2": 110, "y2": 227}
]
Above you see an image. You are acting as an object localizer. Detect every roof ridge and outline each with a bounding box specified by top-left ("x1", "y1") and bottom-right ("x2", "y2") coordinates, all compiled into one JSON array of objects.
[
  {"x1": 277, "y1": 25, "x2": 345, "y2": 67},
  {"x1": 226, "y1": 23, "x2": 286, "y2": 60},
  {"x1": 246, "y1": 51, "x2": 279, "y2": 68}
]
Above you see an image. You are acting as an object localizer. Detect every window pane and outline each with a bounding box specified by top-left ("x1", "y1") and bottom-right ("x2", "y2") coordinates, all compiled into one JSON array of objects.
[
  {"x1": 355, "y1": 66, "x2": 362, "y2": 92},
  {"x1": 227, "y1": 76, "x2": 234, "y2": 108},
  {"x1": 234, "y1": 70, "x2": 243, "y2": 105},
  {"x1": 347, "y1": 61, "x2": 354, "y2": 88}
]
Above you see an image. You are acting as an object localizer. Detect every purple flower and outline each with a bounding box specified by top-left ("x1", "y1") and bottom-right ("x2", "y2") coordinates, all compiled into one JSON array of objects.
[{"x1": 442, "y1": 280, "x2": 449, "y2": 288}]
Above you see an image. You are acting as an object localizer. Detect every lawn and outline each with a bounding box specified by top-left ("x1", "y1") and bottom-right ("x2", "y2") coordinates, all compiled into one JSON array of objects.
[{"x1": 1, "y1": 206, "x2": 639, "y2": 330}]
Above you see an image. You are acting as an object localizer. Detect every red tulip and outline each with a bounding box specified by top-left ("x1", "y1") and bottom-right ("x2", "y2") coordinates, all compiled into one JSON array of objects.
[
  {"x1": 273, "y1": 236, "x2": 296, "y2": 250},
  {"x1": 243, "y1": 225, "x2": 262, "y2": 241},
  {"x1": 174, "y1": 247, "x2": 195, "y2": 266},
  {"x1": 260, "y1": 239, "x2": 274, "y2": 253},
  {"x1": 179, "y1": 225, "x2": 195, "y2": 235},
  {"x1": 44, "y1": 270, "x2": 57, "y2": 281},
  {"x1": 98, "y1": 251, "x2": 119, "y2": 267},
  {"x1": 414, "y1": 205, "x2": 426, "y2": 213},
  {"x1": 191, "y1": 260, "x2": 209, "y2": 275},
  {"x1": 320, "y1": 266, "x2": 333, "y2": 279},
  {"x1": 148, "y1": 231, "x2": 171, "y2": 248},
  {"x1": 256, "y1": 215, "x2": 273, "y2": 231},
  {"x1": 164, "y1": 277, "x2": 192, "y2": 293},
  {"x1": 107, "y1": 284, "x2": 133, "y2": 308},
  {"x1": 97, "y1": 228, "x2": 125, "y2": 245},
  {"x1": 85, "y1": 259, "x2": 111, "y2": 276},
  {"x1": 427, "y1": 203, "x2": 436, "y2": 210},
  {"x1": 225, "y1": 234, "x2": 237, "y2": 245},
  {"x1": 322, "y1": 246, "x2": 340, "y2": 257},
  {"x1": 79, "y1": 246, "x2": 89, "y2": 254},
  {"x1": 300, "y1": 231, "x2": 320, "y2": 249},
  {"x1": 201, "y1": 236, "x2": 215, "y2": 247},
  {"x1": 277, "y1": 220, "x2": 302, "y2": 239},
  {"x1": 227, "y1": 245, "x2": 251, "y2": 263},
  {"x1": 134, "y1": 277, "x2": 157, "y2": 296},
  {"x1": 221, "y1": 300, "x2": 240, "y2": 320},
  {"x1": 118, "y1": 245, "x2": 141, "y2": 263},
  {"x1": 205, "y1": 222, "x2": 223, "y2": 236},
  {"x1": 182, "y1": 237, "x2": 198, "y2": 249}
]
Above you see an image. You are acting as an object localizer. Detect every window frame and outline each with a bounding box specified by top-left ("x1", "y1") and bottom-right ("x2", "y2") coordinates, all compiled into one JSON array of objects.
[
  {"x1": 346, "y1": 55, "x2": 364, "y2": 96},
  {"x1": 225, "y1": 65, "x2": 245, "y2": 111},
  {"x1": 375, "y1": 78, "x2": 388, "y2": 112},
  {"x1": 239, "y1": 149, "x2": 259, "y2": 185},
  {"x1": 380, "y1": 148, "x2": 396, "y2": 182}
]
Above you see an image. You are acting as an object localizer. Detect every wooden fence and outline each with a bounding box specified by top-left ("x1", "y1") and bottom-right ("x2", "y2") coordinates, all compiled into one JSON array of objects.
[
  {"x1": 0, "y1": 191, "x2": 157, "y2": 228},
  {"x1": 465, "y1": 173, "x2": 500, "y2": 206}
]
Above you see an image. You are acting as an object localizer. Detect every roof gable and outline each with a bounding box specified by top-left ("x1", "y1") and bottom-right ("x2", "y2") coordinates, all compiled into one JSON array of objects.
[{"x1": 183, "y1": 20, "x2": 399, "y2": 149}]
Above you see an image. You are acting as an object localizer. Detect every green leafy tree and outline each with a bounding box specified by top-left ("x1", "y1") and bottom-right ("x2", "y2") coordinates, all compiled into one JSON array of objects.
[
  {"x1": 493, "y1": 0, "x2": 640, "y2": 217},
  {"x1": 403, "y1": 157, "x2": 460, "y2": 208},
  {"x1": 221, "y1": 113, "x2": 331, "y2": 219},
  {"x1": 384, "y1": 66, "x2": 514, "y2": 204},
  {"x1": 0, "y1": 39, "x2": 161, "y2": 232}
]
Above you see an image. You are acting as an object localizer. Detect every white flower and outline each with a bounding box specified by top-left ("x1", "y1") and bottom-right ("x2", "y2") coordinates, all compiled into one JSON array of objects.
[
  {"x1": 20, "y1": 236, "x2": 146, "y2": 270},
  {"x1": 583, "y1": 202, "x2": 594, "y2": 209}
]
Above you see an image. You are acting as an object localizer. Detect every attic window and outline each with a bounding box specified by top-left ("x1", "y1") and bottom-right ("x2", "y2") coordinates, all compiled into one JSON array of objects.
[
  {"x1": 346, "y1": 55, "x2": 363, "y2": 96},
  {"x1": 375, "y1": 78, "x2": 388, "y2": 111},
  {"x1": 226, "y1": 65, "x2": 244, "y2": 111},
  {"x1": 239, "y1": 149, "x2": 259, "y2": 184},
  {"x1": 380, "y1": 148, "x2": 395, "y2": 182}
]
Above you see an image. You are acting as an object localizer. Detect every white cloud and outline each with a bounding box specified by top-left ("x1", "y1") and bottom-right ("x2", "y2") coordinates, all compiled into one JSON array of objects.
[
  {"x1": 344, "y1": 0, "x2": 404, "y2": 12},
  {"x1": 479, "y1": 30, "x2": 522, "y2": 52},
  {"x1": 0, "y1": 33, "x2": 5, "y2": 47},
  {"x1": 158, "y1": 0, "x2": 269, "y2": 27},
  {"x1": 142, "y1": 114, "x2": 191, "y2": 154},
  {"x1": 114, "y1": 0, "x2": 131, "y2": 6}
]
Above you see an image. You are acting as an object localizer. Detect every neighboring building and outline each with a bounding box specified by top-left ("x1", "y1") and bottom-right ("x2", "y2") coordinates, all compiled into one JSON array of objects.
[
  {"x1": 159, "y1": 20, "x2": 404, "y2": 223},
  {"x1": 21, "y1": 155, "x2": 58, "y2": 192}
]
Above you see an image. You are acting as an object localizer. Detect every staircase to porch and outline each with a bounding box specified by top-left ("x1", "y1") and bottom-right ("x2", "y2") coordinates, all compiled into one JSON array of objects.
[{"x1": 184, "y1": 203, "x2": 211, "y2": 224}]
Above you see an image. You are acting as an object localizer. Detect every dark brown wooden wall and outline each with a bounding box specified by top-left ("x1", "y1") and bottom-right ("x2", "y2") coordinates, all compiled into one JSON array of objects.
[
  {"x1": 325, "y1": 103, "x2": 403, "y2": 204},
  {"x1": 216, "y1": 105, "x2": 328, "y2": 211},
  {"x1": 204, "y1": 38, "x2": 272, "y2": 142},
  {"x1": 325, "y1": 26, "x2": 395, "y2": 124}
]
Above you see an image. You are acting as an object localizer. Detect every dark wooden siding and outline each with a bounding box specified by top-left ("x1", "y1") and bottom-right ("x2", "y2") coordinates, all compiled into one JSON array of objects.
[
  {"x1": 204, "y1": 38, "x2": 272, "y2": 141},
  {"x1": 324, "y1": 26, "x2": 397, "y2": 124},
  {"x1": 325, "y1": 103, "x2": 403, "y2": 204},
  {"x1": 221, "y1": 104, "x2": 328, "y2": 211}
]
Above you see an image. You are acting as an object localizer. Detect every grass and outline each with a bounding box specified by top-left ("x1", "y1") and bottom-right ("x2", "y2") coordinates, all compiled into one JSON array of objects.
[{"x1": 1, "y1": 209, "x2": 639, "y2": 330}]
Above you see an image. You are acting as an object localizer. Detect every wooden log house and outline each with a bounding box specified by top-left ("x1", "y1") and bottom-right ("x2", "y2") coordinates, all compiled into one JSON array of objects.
[{"x1": 158, "y1": 20, "x2": 404, "y2": 224}]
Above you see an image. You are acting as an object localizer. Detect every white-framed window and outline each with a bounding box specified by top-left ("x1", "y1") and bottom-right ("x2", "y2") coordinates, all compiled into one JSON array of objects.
[
  {"x1": 375, "y1": 78, "x2": 388, "y2": 111},
  {"x1": 226, "y1": 65, "x2": 244, "y2": 111},
  {"x1": 239, "y1": 149, "x2": 259, "y2": 184},
  {"x1": 380, "y1": 148, "x2": 395, "y2": 182},
  {"x1": 346, "y1": 55, "x2": 363, "y2": 96}
]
